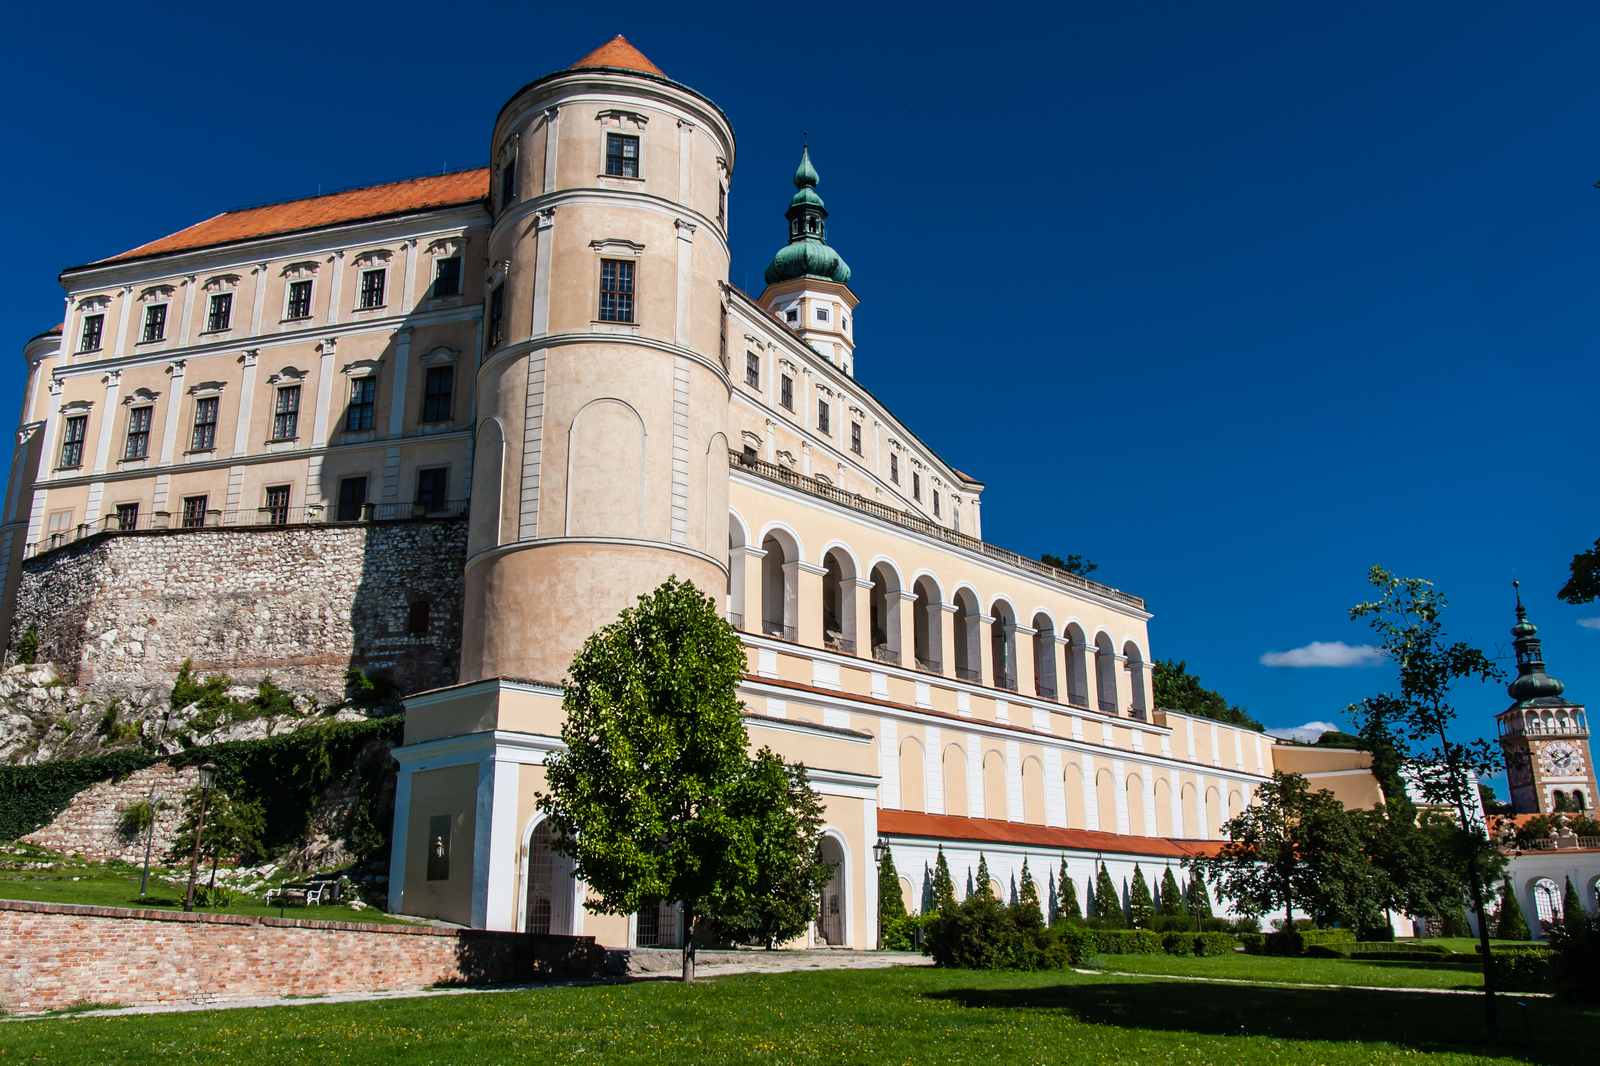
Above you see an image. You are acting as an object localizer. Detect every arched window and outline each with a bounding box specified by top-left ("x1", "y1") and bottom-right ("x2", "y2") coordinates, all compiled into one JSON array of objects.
[
  {"x1": 817, "y1": 835, "x2": 847, "y2": 945},
  {"x1": 870, "y1": 563, "x2": 903, "y2": 665},
  {"x1": 913, "y1": 576, "x2": 942, "y2": 673},
  {"x1": 1123, "y1": 641, "x2": 1147, "y2": 721},
  {"x1": 1033, "y1": 613, "x2": 1057, "y2": 699},
  {"x1": 951, "y1": 588, "x2": 981, "y2": 682},
  {"x1": 525, "y1": 820, "x2": 576, "y2": 935},
  {"x1": 1094, "y1": 632, "x2": 1117, "y2": 714},
  {"x1": 1064, "y1": 623, "x2": 1090, "y2": 707},
  {"x1": 990, "y1": 600, "x2": 1017, "y2": 691},
  {"x1": 822, "y1": 551, "x2": 849, "y2": 653},
  {"x1": 761, "y1": 532, "x2": 798, "y2": 640},
  {"x1": 1533, "y1": 878, "x2": 1562, "y2": 930}
]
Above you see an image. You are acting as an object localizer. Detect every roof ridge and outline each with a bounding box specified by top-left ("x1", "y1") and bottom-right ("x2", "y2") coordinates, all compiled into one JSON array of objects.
[{"x1": 219, "y1": 163, "x2": 489, "y2": 217}]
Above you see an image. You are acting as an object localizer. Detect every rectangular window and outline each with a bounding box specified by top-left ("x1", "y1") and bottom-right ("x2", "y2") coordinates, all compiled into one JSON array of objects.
[
  {"x1": 744, "y1": 352, "x2": 760, "y2": 389},
  {"x1": 780, "y1": 375, "x2": 793, "y2": 410},
  {"x1": 182, "y1": 495, "x2": 208, "y2": 529},
  {"x1": 605, "y1": 133, "x2": 639, "y2": 177},
  {"x1": 206, "y1": 292, "x2": 232, "y2": 332},
  {"x1": 59, "y1": 415, "x2": 88, "y2": 468},
  {"x1": 718, "y1": 184, "x2": 726, "y2": 227},
  {"x1": 191, "y1": 397, "x2": 218, "y2": 451},
  {"x1": 359, "y1": 269, "x2": 386, "y2": 309},
  {"x1": 933, "y1": 489, "x2": 941, "y2": 517},
  {"x1": 816, "y1": 306, "x2": 829, "y2": 322},
  {"x1": 426, "y1": 815, "x2": 451, "y2": 881},
  {"x1": 890, "y1": 452, "x2": 899, "y2": 484},
  {"x1": 851, "y1": 422, "x2": 861, "y2": 455},
  {"x1": 817, "y1": 400, "x2": 830, "y2": 435},
  {"x1": 80, "y1": 314, "x2": 104, "y2": 352},
  {"x1": 141, "y1": 304, "x2": 166, "y2": 343},
  {"x1": 423, "y1": 366, "x2": 454, "y2": 422},
  {"x1": 47, "y1": 510, "x2": 73, "y2": 540},
  {"x1": 416, "y1": 468, "x2": 448, "y2": 512},
  {"x1": 488, "y1": 285, "x2": 504, "y2": 346},
  {"x1": 124, "y1": 407, "x2": 152, "y2": 459},
  {"x1": 785, "y1": 308, "x2": 798, "y2": 323},
  {"x1": 913, "y1": 471, "x2": 922, "y2": 501},
  {"x1": 408, "y1": 600, "x2": 431, "y2": 634},
  {"x1": 286, "y1": 280, "x2": 313, "y2": 319},
  {"x1": 347, "y1": 377, "x2": 376, "y2": 431},
  {"x1": 599, "y1": 259, "x2": 634, "y2": 322},
  {"x1": 433, "y1": 257, "x2": 461, "y2": 298},
  {"x1": 338, "y1": 477, "x2": 368, "y2": 522},
  {"x1": 500, "y1": 157, "x2": 517, "y2": 206},
  {"x1": 115, "y1": 503, "x2": 139, "y2": 531},
  {"x1": 264, "y1": 485, "x2": 290, "y2": 525},
  {"x1": 273, "y1": 386, "x2": 301, "y2": 440}
]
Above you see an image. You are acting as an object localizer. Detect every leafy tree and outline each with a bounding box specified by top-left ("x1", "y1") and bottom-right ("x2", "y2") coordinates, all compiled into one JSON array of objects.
[
  {"x1": 975, "y1": 854, "x2": 992, "y2": 898},
  {"x1": 1129, "y1": 865, "x2": 1154, "y2": 928},
  {"x1": 1151, "y1": 659, "x2": 1263, "y2": 731},
  {"x1": 538, "y1": 577, "x2": 821, "y2": 981},
  {"x1": 713, "y1": 751, "x2": 834, "y2": 950},
  {"x1": 1557, "y1": 536, "x2": 1600, "y2": 604},
  {"x1": 1017, "y1": 859, "x2": 1042, "y2": 923},
  {"x1": 1058, "y1": 858, "x2": 1082, "y2": 920},
  {"x1": 1349, "y1": 568, "x2": 1509, "y2": 1041},
  {"x1": 1478, "y1": 783, "x2": 1514, "y2": 816},
  {"x1": 1495, "y1": 880, "x2": 1530, "y2": 941},
  {"x1": 1562, "y1": 876, "x2": 1590, "y2": 937},
  {"x1": 1040, "y1": 553, "x2": 1097, "y2": 577},
  {"x1": 13, "y1": 624, "x2": 39, "y2": 666},
  {"x1": 1186, "y1": 869, "x2": 1214, "y2": 918},
  {"x1": 168, "y1": 786, "x2": 265, "y2": 893},
  {"x1": 1159, "y1": 867, "x2": 1186, "y2": 916},
  {"x1": 932, "y1": 846, "x2": 956, "y2": 911},
  {"x1": 1093, "y1": 863, "x2": 1124, "y2": 927}
]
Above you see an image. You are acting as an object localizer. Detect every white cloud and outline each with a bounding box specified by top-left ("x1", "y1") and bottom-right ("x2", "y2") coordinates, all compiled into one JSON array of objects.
[
  {"x1": 1578, "y1": 618, "x2": 1600, "y2": 630},
  {"x1": 1259, "y1": 641, "x2": 1385, "y2": 668},
  {"x1": 1266, "y1": 721, "x2": 1344, "y2": 743}
]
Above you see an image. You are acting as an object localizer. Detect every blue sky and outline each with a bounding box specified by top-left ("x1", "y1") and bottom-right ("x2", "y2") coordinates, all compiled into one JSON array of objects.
[{"x1": 7, "y1": 2, "x2": 1599, "y2": 791}]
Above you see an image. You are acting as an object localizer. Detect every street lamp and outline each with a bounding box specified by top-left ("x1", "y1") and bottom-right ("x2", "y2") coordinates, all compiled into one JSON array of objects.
[
  {"x1": 872, "y1": 836, "x2": 889, "y2": 949},
  {"x1": 183, "y1": 761, "x2": 219, "y2": 912},
  {"x1": 872, "y1": 837, "x2": 888, "y2": 864},
  {"x1": 139, "y1": 710, "x2": 171, "y2": 898}
]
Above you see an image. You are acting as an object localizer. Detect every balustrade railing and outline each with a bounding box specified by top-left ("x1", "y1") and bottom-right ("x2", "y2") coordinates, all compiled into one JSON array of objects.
[
  {"x1": 955, "y1": 666, "x2": 982, "y2": 683},
  {"x1": 872, "y1": 645, "x2": 901, "y2": 666},
  {"x1": 729, "y1": 450, "x2": 1145, "y2": 610},
  {"x1": 726, "y1": 612, "x2": 744, "y2": 630},
  {"x1": 761, "y1": 619, "x2": 798, "y2": 642},
  {"x1": 1099, "y1": 700, "x2": 1117, "y2": 714},
  {"x1": 915, "y1": 656, "x2": 942, "y2": 675},
  {"x1": 824, "y1": 635, "x2": 856, "y2": 655}
]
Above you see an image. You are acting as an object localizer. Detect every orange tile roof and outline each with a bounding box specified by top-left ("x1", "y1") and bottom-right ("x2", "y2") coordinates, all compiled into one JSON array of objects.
[
  {"x1": 570, "y1": 35, "x2": 665, "y2": 77},
  {"x1": 98, "y1": 168, "x2": 491, "y2": 266},
  {"x1": 878, "y1": 809, "x2": 1225, "y2": 859}
]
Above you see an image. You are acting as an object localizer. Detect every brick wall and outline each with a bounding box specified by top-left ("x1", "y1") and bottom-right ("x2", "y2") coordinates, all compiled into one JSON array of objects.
[
  {"x1": 10, "y1": 518, "x2": 467, "y2": 708},
  {"x1": 0, "y1": 900, "x2": 607, "y2": 1013}
]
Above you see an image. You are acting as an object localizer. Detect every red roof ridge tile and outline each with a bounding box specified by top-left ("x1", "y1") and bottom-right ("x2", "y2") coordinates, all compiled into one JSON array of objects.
[{"x1": 569, "y1": 35, "x2": 665, "y2": 77}]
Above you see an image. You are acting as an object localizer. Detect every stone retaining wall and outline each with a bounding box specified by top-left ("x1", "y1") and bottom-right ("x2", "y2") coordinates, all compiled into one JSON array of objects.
[
  {"x1": 0, "y1": 899, "x2": 605, "y2": 1013},
  {"x1": 18, "y1": 762, "x2": 198, "y2": 864},
  {"x1": 10, "y1": 519, "x2": 467, "y2": 709}
]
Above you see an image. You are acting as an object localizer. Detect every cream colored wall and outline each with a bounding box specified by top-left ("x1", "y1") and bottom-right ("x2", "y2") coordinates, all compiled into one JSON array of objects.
[{"x1": 403, "y1": 763, "x2": 479, "y2": 926}]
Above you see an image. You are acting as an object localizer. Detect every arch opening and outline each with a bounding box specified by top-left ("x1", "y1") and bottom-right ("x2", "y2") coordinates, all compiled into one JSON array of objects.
[{"x1": 1033, "y1": 613, "x2": 1057, "y2": 700}]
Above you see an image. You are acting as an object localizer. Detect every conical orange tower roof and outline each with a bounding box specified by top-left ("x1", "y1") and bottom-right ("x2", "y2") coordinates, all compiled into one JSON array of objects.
[{"x1": 570, "y1": 35, "x2": 665, "y2": 77}]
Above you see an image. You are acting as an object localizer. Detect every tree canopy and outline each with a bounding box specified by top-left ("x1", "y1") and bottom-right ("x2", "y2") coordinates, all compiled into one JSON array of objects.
[
  {"x1": 1152, "y1": 659, "x2": 1263, "y2": 731},
  {"x1": 1557, "y1": 536, "x2": 1600, "y2": 604},
  {"x1": 1040, "y1": 553, "x2": 1097, "y2": 576}
]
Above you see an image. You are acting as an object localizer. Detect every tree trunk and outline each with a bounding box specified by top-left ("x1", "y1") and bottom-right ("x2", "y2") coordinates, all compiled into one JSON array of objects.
[
  {"x1": 681, "y1": 910, "x2": 697, "y2": 982},
  {"x1": 1467, "y1": 840, "x2": 1499, "y2": 1045}
]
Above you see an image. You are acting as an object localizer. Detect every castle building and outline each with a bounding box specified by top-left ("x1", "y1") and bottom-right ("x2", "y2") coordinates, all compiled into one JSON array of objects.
[
  {"x1": 1498, "y1": 586, "x2": 1595, "y2": 815},
  {"x1": 4, "y1": 37, "x2": 1383, "y2": 947}
]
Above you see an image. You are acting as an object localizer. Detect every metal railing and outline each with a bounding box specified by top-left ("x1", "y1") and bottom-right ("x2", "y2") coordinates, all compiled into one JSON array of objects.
[
  {"x1": 761, "y1": 619, "x2": 797, "y2": 642},
  {"x1": 915, "y1": 656, "x2": 942, "y2": 675},
  {"x1": 824, "y1": 634, "x2": 855, "y2": 655},
  {"x1": 872, "y1": 645, "x2": 901, "y2": 666},
  {"x1": 955, "y1": 666, "x2": 982, "y2": 683},
  {"x1": 1128, "y1": 707, "x2": 1148, "y2": 722},
  {"x1": 25, "y1": 499, "x2": 469, "y2": 560},
  {"x1": 1515, "y1": 836, "x2": 1600, "y2": 852},
  {"x1": 1099, "y1": 700, "x2": 1117, "y2": 714},
  {"x1": 1035, "y1": 681, "x2": 1057, "y2": 700},
  {"x1": 726, "y1": 612, "x2": 744, "y2": 630},
  {"x1": 998, "y1": 674, "x2": 1018, "y2": 693},
  {"x1": 730, "y1": 451, "x2": 1145, "y2": 610}
]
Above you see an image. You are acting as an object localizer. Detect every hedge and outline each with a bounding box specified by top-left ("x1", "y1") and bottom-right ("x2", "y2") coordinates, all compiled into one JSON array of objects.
[
  {"x1": 1093, "y1": 929, "x2": 1164, "y2": 955},
  {"x1": 1245, "y1": 928, "x2": 1357, "y2": 957},
  {"x1": 1491, "y1": 948, "x2": 1552, "y2": 993},
  {"x1": 0, "y1": 749, "x2": 156, "y2": 841}
]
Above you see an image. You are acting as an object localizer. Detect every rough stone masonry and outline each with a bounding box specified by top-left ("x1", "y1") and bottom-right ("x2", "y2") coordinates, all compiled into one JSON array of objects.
[{"x1": 10, "y1": 519, "x2": 467, "y2": 710}]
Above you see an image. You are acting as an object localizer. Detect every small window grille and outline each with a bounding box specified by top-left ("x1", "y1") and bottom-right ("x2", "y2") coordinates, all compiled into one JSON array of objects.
[
  {"x1": 605, "y1": 133, "x2": 639, "y2": 177},
  {"x1": 273, "y1": 386, "x2": 301, "y2": 440},
  {"x1": 264, "y1": 485, "x2": 290, "y2": 525},
  {"x1": 423, "y1": 367, "x2": 453, "y2": 422},
  {"x1": 890, "y1": 453, "x2": 899, "y2": 484},
  {"x1": 141, "y1": 304, "x2": 166, "y2": 343},
  {"x1": 501, "y1": 158, "x2": 517, "y2": 206},
  {"x1": 599, "y1": 259, "x2": 634, "y2": 322},
  {"x1": 780, "y1": 375, "x2": 793, "y2": 410},
  {"x1": 933, "y1": 490, "x2": 941, "y2": 517},
  {"x1": 850, "y1": 422, "x2": 861, "y2": 455},
  {"x1": 206, "y1": 292, "x2": 232, "y2": 332},
  {"x1": 745, "y1": 352, "x2": 760, "y2": 389},
  {"x1": 347, "y1": 377, "x2": 376, "y2": 431},
  {"x1": 338, "y1": 477, "x2": 368, "y2": 522},
  {"x1": 80, "y1": 314, "x2": 104, "y2": 352},
  {"x1": 191, "y1": 398, "x2": 218, "y2": 451},
  {"x1": 913, "y1": 472, "x2": 921, "y2": 501},
  {"x1": 817, "y1": 400, "x2": 830, "y2": 435},
  {"x1": 115, "y1": 503, "x2": 140, "y2": 531},
  {"x1": 433, "y1": 257, "x2": 461, "y2": 298},
  {"x1": 124, "y1": 407, "x2": 152, "y2": 459},
  {"x1": 359, "y1": 269, "x2": 386, "y2": 309},
  {"x1": 181, "y1": 495, "x2": 208, "y2": 529},
  {"x1": 286, "y1": 280, "x2": 313, "y2": 319}
]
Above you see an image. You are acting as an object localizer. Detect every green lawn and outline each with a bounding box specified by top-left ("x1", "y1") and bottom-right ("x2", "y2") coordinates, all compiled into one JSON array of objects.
[
  {"x1": 4, "y1": 966, "x2": 1595, "y2": 1065},
  {"x1": 1087, "y1": 951, "x2": 1486, "y2": 989},
  {"x1": 0, "y1": 848, "x2": 406, "y2": 925}
]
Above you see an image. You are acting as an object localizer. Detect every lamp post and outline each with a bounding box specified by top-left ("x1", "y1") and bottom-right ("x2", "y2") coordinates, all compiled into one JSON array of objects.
[
  {"x1": 138, "y1": 710, "x2": 171, "y2": 898},
  {"x1": 183, "y1": 761, "x2": 219, "y2": 912},
  {"x1": 872, "y1": 836, "x2": 889, "y2": 950}
]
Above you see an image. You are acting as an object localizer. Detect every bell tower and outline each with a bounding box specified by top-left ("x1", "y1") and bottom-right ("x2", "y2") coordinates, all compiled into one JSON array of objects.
[
  {"x1": 758, "y1": 146, "x2": 859, "y2": 377},
  {"x1": 1496, "y1": 583, "x2": 1597, "y2": 814}
]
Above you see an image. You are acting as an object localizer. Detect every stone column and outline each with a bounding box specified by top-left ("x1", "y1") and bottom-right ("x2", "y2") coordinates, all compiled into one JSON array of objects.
[
  {"x1": 737, "y1": 544, "x2": 766, "y2": 631},
  {"x1": 1114, "y1": 653, "x2": 1134, "y2": 718},
  {"x1": 1009, "y1": 623, "x2": 1036, "y2": 697},
  {"x1": 937, "y1": 602, "x2": 959, "y2": 677},
  {"x1": 846, "y1": 577, "x2": 874, "y2": 656},
  {"x1": 976, "y1": 614, "x2": 995, "y2": 688},
  {"x1": 796, "y1": 560, "x2": 826, "y2": 647},
  {"x1": 889, "y1": 590, "x2": 918, "y2": 668},
  {"x1": 1050, "y1": 635, "x2": 1069, "y2": 703}
]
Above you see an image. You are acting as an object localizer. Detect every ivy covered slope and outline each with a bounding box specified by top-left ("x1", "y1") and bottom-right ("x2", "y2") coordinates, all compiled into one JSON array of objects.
[{"x1": 1151, "y1": 659, "x2": 1263, "y2": 731}]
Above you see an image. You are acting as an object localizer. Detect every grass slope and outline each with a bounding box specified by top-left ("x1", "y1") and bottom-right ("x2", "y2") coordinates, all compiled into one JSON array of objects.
[
  {"x1": 4, "y1": 966, "x2": 1595, "y2": 1065},
  {"x1": 1088, "y1": 952, "x2": 1486, "y2": 989}
]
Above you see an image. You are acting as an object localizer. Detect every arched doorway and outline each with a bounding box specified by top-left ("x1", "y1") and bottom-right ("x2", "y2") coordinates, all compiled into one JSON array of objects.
[
  {"x1": 817, "y1": 835, "x2": 847, "y2": 945},
  {"x1": 525, "y1": 819, "x2": 576, "y2": 934}
]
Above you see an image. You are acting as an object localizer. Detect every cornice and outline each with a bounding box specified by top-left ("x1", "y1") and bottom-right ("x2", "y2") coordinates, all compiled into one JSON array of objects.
[
  {"x1": 477, "y1": 330, "x2": 731, "y2": 398},
  {"x1": 462, "y1": 534, "x2": 728, "y2": 578},
  {"x1": 488, "y1": 187, "x2": 729, "y2": 259}
]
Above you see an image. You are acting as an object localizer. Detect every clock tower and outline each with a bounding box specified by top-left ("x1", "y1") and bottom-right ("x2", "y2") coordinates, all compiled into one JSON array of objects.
[{"x1": 1496, "y1": 584, "x2": 1597, "y2": 814}]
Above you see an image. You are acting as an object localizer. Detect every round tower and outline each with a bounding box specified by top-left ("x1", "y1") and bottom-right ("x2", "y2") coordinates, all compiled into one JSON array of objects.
[{"x1": 461, "y1": 37, "x2": 736, "y2": 683}]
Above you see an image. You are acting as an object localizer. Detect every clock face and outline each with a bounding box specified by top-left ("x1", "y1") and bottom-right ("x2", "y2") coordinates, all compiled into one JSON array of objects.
[{"x1": 1539, "y1": 741, "x2": 1583, "y2": 777}]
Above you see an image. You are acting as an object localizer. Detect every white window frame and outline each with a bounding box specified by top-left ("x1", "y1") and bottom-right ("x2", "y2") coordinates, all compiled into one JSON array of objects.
[
  {"x1": 357, "y1": 266, "x2": 389, "y2": 311},
  {"x1": 202, "y1": 291, "x2": 235, "y2": 334},
  {"x1": 138, "y1": 302, "x2": 171, "y2": 345},
  {"x1": 280, "y1": 264, "x2": 319, "y2": 322}
]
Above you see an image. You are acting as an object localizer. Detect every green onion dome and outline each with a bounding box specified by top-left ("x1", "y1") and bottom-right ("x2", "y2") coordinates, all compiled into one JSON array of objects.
[{"x1": 762, "y1": 147, "x2": 851, "y2": 286}]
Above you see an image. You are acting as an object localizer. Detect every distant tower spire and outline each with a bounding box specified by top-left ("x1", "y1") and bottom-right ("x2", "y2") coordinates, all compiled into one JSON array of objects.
[{"x1": 1508, "y1": 581, "x2": 1565, "y2": 702}]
